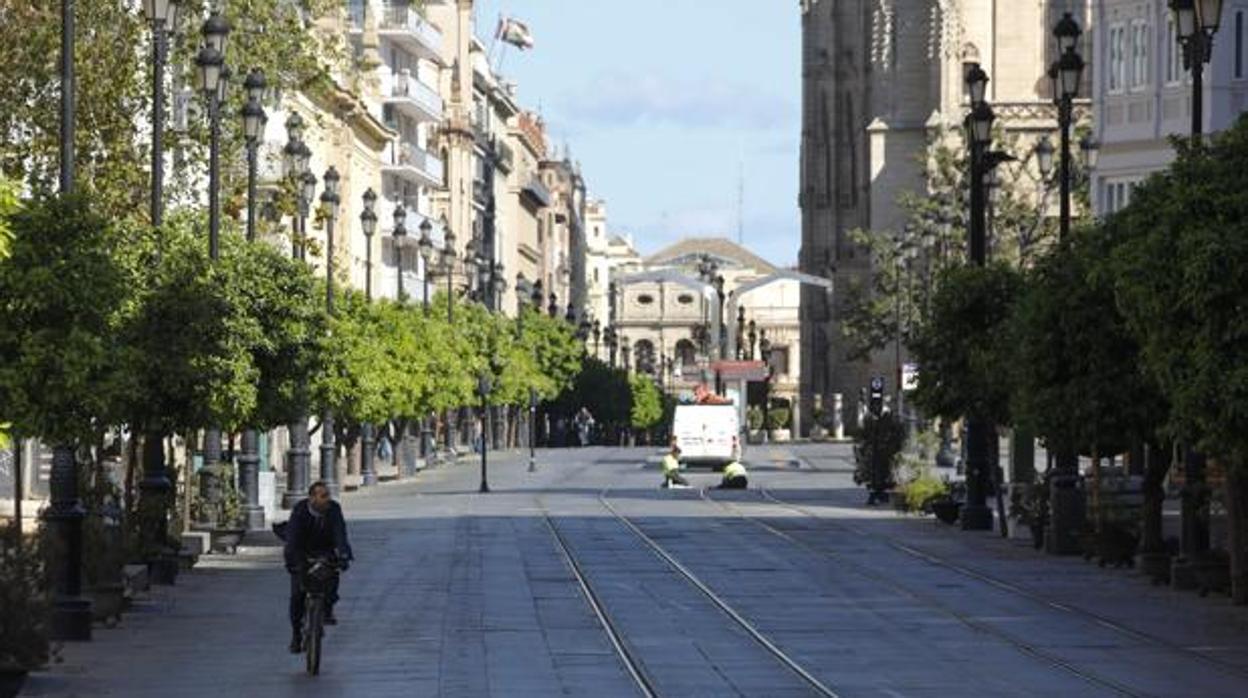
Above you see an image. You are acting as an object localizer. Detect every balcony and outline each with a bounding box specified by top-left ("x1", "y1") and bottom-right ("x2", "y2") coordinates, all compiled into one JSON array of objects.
[
  {"x1": 378, "y1": 3, "x2": 443, "y2": 63},
  {"x1": 385, "y1": 71, "x2": 442, "y2": 123},
  {"x1": 383, "y1": 141, "x2": 443, "y2": 188}
]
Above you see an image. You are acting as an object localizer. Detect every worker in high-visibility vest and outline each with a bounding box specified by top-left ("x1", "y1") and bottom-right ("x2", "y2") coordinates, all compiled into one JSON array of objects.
[
  {"x1": 661, "y1": 444, "x2": 690, "y2": 488},
  {"x1": 718, "y1": 460, "x2": 748, "y2": 489}
]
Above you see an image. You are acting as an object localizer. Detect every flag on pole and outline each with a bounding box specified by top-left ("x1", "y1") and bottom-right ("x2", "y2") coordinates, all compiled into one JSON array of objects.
[{"x1": 495, "y1": 16, "x2": 535, "y2": 50}]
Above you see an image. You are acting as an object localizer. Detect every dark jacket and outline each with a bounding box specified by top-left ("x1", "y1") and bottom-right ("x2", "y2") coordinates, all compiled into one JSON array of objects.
[{"x1": 283, "y1": 499, "x2": 352, "y2": 571}]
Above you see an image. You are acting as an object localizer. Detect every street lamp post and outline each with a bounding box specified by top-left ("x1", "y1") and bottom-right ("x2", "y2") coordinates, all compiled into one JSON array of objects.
[
  {"x1": 1171, "y1": 0, "x2": 1222, "y2": 582},
  {"x1": 319, "y1": 167, "x2": 341, "y2": 497},
  {"x1": 417, "y1": 217, "x2": 436, "y2": 463},
  {"x1": 393, "y1": 205, "x2": 407, "y2": 301},
  {"x1": 441, "y1": 218, "x2": 459, "y2": 453},
  {"x1": 418, "y1": 218, "x2": 434, "y2": 313},
  {"x1": 194, "y1": 13, "x2": 229, "y2": 526},
  {"x1": 136, "y1": 0, "x2": 181, "y2": 578},
  {"x1": 237, "y1": 67, "x2": 267, "y2": 531},
  {"x1": 961, "y1": 61, "x2": 996, "y2": 532},
  {"x1": 360, "y1": 188, "x2": 379, "y2": 488},
  {"x1": 1172, "y1": 0, "x2": 1224, "y2": 140},
  {"x1": 1050, "y1": 14, "x2": 1085, "y2": 244},
  {"x1": 528, "y1": 387, "x2": 538, "y2": 472},
  {"x1": 478, "y1": 373, "x2": 492, "y2": 493},
  {"x1": 282, "y1": 115, "x2": 313, "y2": 509}
]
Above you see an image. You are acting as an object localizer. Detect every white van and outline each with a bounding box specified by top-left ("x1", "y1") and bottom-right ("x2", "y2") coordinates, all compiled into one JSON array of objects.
[{"x1": 672, "y1": 404, "x2": 740, "y2": 467}]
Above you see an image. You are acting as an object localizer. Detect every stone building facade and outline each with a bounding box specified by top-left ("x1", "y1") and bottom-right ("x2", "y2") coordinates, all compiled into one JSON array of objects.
[
  {"x1": 612, "y1": 239, "x2": 803, "y2": 430},
  {"x1": 799, "y1": 0, "x2": 1091, "y2": 433},
  {"x1": 1091, "y1": 1, "x2": 1248, "y2": 215}
]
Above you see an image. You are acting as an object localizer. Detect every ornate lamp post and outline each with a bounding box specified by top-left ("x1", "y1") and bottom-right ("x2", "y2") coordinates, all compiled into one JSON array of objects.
[
  {"x1": 961, "y1": 61, "x2": 996, "y2": 532},
  {"x1": 237, "y1": 67, "x2": 267, "y2": 531},
  {"x1": 241, "y1": 69, "x2": 267, "y2": 242},
  {"x1": 392, "y1": 204, "x2": 407, "y2": 301},
  {"x1": 759, "y1": 330, "x2": 773, "y2": 419},
  {"x1": 1171, "y1": 0, "x2": 1222, "y2": 583},
  {"x1": 747, "y1": 320, "x2": 757, "y2": 360},
  {"x1": 477, "y1": 372, "x2": 492, "y2": 493},
  {"x1": 282, "y1": 116, "x2": 313, "y2": 510},
  {"x1": 528, "y1": 387, "x2": 539, "y2": 472},
  {"x1": 547, "y1": 292, "x2": 559, "y2": 318},
  {"x1": 418, "y1": 218, "x2": 434, "y2": 314},
  {"x1": 194, "y1": 12, "x2": 230, "y2": 525},
  {"x1": 415, "y1": 217, "x2": 436, "y2": 463},
  {"x1": 440, "y1": 217, "x2": 459, "y2": 452},
  {"x1": 441, "y1": 216, "x2": 457, "y2": 323},
  {"x1": 319, "y1": 166, "x2": 341, "y2": 497},
  {"x1": 1172, "y1": 0, "x2": 1224, "y2": 140},
  {"x1": 143, "y1": 0, "x2": 179, "y2": 243},
  {"x1": 1049, "y1": 13, "x2": 1085, "y2": 243},
  {"x1": 359, "y1": 188, "x2": 379, "y2": 487},
  {"x1": 593, "y1": 319, "x2": 602, "y2": 358},
  {"x1": 136, "y1": 0, "x2": 182, "y2": 579}
]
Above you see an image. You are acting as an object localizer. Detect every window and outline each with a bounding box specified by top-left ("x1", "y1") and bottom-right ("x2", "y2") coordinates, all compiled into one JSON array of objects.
[
  {"x1": 676, "y1": 293, "x2": 695, "y2": 305},
  {"x1": 1236, "y1": 10, "x2": 1245, "y2": 80},
  {"x1": 636, "y1": 294, "x2": 655, "y2": 306},
  {"x1": 769, "y1": 347, "x2": 790, "y2": 377},
  {"x1": 1108, "y1": 25, "x2": 1126, "y2": 93},
  {"x1": 1130, "y1": 21, "x2": 1150, "y2": 89},
  {"x1": 1166, "y1": 17, "x2": 1182, "y2": 85}
]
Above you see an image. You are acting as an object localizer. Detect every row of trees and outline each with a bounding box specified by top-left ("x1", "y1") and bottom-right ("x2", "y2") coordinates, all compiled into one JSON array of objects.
[
  {"x1": 904, "y1": 116, "x2": 1248, "y2": 604},
  {"x1": 0, "y1": 190, "x2": 585, "y2": 528}
]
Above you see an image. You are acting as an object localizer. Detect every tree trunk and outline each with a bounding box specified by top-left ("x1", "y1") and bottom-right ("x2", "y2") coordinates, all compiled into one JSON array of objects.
[
  {"x1": 1225, "y1": 462, "x2": 1248, "y2": 605},
  {"x1": 1140, "y1": 441, "x2": 1171, "y2": 554}
]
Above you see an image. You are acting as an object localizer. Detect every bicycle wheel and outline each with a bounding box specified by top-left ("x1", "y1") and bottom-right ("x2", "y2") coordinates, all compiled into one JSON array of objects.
[{"x1": 304, "y1": 595, "x2": 322, "y2": 676}]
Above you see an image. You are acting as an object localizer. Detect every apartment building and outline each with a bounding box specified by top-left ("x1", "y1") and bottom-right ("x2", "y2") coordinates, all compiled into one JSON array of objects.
[{"x1": 1091, "y1": 0, "x2": 1248, "y2": 214}]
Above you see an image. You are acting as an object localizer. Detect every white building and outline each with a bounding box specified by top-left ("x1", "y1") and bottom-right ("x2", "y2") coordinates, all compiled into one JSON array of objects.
[{"x1": 1092, "y1": 0, "x2": 1248, "y2": 214}]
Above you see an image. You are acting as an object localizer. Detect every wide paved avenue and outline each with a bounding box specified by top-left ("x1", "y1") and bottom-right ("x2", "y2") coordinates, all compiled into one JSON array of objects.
[{"x1": 22, "y1": 445, "x2": 1248, "y2": 697}]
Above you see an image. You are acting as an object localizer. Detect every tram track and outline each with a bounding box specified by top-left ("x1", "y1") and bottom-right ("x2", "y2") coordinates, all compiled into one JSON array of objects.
[
  {"x1": 537, "y1": 486, "x2": 841, "y2": 698},
  {"x1": 537, "y1": 495, "x2": 658, "y2": 698},
  {"x1": 698, "y1": 488, "x2": 1153, "y2": 698},
  {"x1": 755, "y1": 488, "x2": 1248, "y2": 683}
]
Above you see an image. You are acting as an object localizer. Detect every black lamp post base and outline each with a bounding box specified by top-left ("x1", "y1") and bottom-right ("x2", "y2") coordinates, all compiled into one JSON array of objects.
[
  {"x1": 242, "y1": 504, "x2": 266, "y2": 532},
  {"x1": 1046, "y1": 478, "x2": 1085, "y2": 555},
  {"x1": 959, "y1": 504, "x2": 994, "y2": 531},
  {"x1": 51, "y1": 598, "x2": 93, "y2": 641},
  {"x1": 479, "y1": 481, "x2": 490, "y2": 493}
]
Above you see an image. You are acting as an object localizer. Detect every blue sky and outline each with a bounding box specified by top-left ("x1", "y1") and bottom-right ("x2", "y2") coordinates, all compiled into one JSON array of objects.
[{"x1": 473, "y1": 0, "x2": 801, "y2": 267}]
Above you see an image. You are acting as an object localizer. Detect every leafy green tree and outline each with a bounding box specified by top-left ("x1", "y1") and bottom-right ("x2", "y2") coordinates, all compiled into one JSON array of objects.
[
  {"x1": 910, "y1": 263, "x2": 1023, "y2": 426},
  {"x1": 0, "y1": 0, "x2": 344, "y2": 221},
  {"x1": 0, "y1": 175, "x2": 18, "y2": 260},
  {"x1": 119, "y1": 214, "x2": 265, "y2": 434},
  {"x1": 1010, "y1": 232, "x2": 1167, "y2": 460},
  {"x1": 1107, "y1": 117, "x2": 1248, "y2": 603},
  {"x1": 0, "y1": 194, "x2": 140, "y2": 445},
  {"x1": 557, "y1": 357, "x2": 631, "y2": 432},
  {"x1": 630, "y1": 374, "x2": 662, "y2": 431},
  {"x1": 516, "y1": 306, "x2": 582, "y2": 399},
  {"x1": 238, "y1": 240, "x2": 323, "y2": 429},
  {"x1": 840, "y1": 126, "x2": 1087, "y2": 361}
]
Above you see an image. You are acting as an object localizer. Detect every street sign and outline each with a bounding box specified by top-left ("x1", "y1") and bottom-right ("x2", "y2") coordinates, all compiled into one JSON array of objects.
[
  {"x1": 710, "y1": 360, "x2": 770, "y2": 382},
  {"x1": 870, "y1": 376, "x2": 885, "y2": 392}
]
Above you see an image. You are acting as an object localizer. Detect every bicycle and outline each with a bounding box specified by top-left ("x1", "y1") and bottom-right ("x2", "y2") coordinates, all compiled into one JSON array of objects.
[{"x1": 300, "y1": 555, "x2": 340, "y2": 676}]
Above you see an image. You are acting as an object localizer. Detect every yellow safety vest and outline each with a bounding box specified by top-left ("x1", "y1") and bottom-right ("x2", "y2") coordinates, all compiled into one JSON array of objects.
[
  {"x1": 723, "y1": 462, "x2": 747, "y2": 480},
  {"x1": 661, "y1": 454, "x2": 680, "y2": 475}
]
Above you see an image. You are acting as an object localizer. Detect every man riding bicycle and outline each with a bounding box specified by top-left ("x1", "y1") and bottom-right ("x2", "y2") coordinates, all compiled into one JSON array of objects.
[{"x1": 283, "y1": 481, "x2": 352, "y2": 653}]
